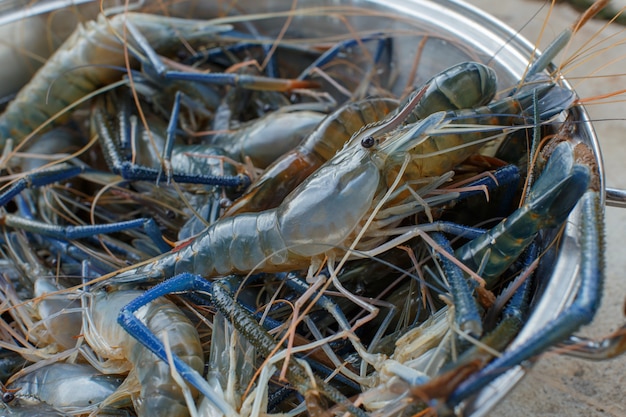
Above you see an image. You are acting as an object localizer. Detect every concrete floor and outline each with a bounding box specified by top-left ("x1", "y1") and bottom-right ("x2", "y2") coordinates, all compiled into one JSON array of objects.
[{"x1": 464, "y1": 1, "x2": 626, "y2": 416}]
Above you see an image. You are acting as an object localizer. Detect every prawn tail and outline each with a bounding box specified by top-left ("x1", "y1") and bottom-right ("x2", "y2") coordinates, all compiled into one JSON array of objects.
[{"x1": 106, "y1": 210, "x2": 293, "y2": 288}]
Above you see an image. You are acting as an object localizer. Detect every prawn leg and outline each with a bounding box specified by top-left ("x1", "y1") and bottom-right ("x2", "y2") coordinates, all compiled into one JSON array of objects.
[
  {"x1": 296, "y1": 33, "x2": 392, "y2": 81},
  {"x1": 125, "y1": 19, "x2": 317, "y2": 92},
  {"x1": 405, "y1": 263, "x2": 534, "y2": 407},
  {"x1": 0, "y1": 167, "x2": 171, "y2": 253},
  {"x1": 0, "y1": 214, "x2": 170, "y2": 254},
  {"x1": 558, "y1": 326, "x2": 626, "y2": 359},
  {"x1": 455, "y1": 138, "x2": 594, "y2": 287},
  {"x1": 446, "y1": 189, "x2": 602, "y2": 410},
  {"x1": 119, "y1": 273, "x2": 368, "y2": 417},
  {"x1": 0, "y1": 165, "x2": 83, "y2": 207},
  {"x1": 93, "y1": 92, "x2": 250, "y2": 189},
  {"x1": 525, "y1": 0, "x2": 613, "y2": 78},
  {"x1": 295, "y1": 33, "x2": 396, "y2": 98},
  {"x1": 430, "y1": 232, "x2": 483, "y2": 338}
]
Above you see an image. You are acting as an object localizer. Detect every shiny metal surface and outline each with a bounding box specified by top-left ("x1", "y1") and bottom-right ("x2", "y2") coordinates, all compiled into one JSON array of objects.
[
  {"x1": 0, "y1": 1, "x2": 605, "y2": 416},
  {"x1": 606, "y1": 187, "x2": 626, "y2": 208}
]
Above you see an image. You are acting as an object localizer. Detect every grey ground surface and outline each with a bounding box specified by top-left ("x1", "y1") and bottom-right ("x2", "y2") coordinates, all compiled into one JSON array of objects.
[{"x1": 465, "y1": 1, "x2": 626, "y2": 416}]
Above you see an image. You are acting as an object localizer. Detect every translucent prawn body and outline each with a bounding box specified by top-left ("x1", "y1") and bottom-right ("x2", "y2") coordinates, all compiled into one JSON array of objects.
[
  {"x1": 0, "y1": 1, "x2": 619, "y2": 417},
  {"x1": 86, "y1": 291, "x2": 204, "y2": 417}
]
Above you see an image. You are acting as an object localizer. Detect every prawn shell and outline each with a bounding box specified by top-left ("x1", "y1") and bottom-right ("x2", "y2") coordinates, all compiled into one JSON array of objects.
[
  {"x1": 277, "y1": 146, "x2": 381, "y2": 257},
  {"x1": 9, "y1": 363, "x2": 123, "y2": 409}
]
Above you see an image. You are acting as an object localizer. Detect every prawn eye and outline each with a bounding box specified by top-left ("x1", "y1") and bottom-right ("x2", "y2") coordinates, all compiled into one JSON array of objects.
[
  {"x1": 2, "y1": 392, "x2": 14, "y2": 403},
  {"x1": 361, "y1": 135, "x2": 376, "y2": 148}
]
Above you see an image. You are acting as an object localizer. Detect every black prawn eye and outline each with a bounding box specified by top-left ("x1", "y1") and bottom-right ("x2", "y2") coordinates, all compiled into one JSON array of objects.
[
  {"x1": 361, "y1": 135, "x2": 376, "y2": 148},
  {"x1": 2, "y1": 392, "x2": 14, "y2": 403}
]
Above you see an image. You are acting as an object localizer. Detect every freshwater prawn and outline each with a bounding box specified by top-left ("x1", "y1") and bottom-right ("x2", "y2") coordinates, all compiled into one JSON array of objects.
[
  {"x1": 106, "y1": 78, "x2": 578, "y2": 416},
  {"x1": 106, "y1": 76, "x2": 573, "y2": 287},
  {"x1": 83, "y1": 289, "x2": 205, "y2": 417},
  {"x1": 225, "y1": 61, "x2": 498, "y2": 216},
  {"x1": 1, "y1": 1, "x2": 623, "y2": 416},
  {"x1": 6, "y1": 363, "x2": 124, "y2": 415},
  {"x1": 0, "y1": 229, "x2": 204, "y2": 417},
  {"x1": 361, "y1": 1, "x2": 625, "y2": 414},
  {"x1": 0, "y1": 11, "x2": 314, "y2": 152},
  {"x1": 358, "y1": 119, "x2": 602, "y2": 416}
]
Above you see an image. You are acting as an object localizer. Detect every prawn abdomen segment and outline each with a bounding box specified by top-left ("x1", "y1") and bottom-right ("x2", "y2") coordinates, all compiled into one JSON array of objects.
[
  {"x1": 277, "y1": 152, "x2": 381, "y2": 257},
  {"x1": 184, "y1": 211, "x2": 297, "y2": 275}
]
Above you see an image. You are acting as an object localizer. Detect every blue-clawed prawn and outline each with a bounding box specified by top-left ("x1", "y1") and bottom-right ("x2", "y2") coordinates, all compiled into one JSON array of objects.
[
  {"x1": 0, "y1": 13, "x2": 218, "y2": 148},
  {"x1": 0, "y1": 234, "x2": 203, "y2": 417},
  {"x1": 455, "y1": 129, "x2": 600, "y2": 287},
  {"x1": 346, "y1": 122, "x2": 601, "y2": 416},
  {"x1": 106, "y1": 76, "x2": 574, "y2": 287},
  {"x1": 225, "y1": 61, "x2": 498, "y2": 216},
  {"x1": 0, "y1": 12, "x2": 313, "y2": 151}
]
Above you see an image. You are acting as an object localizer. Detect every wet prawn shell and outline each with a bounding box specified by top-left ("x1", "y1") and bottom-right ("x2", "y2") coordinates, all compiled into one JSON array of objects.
[
  {"x1": 214, "y1": 110, "x2": 327, "y2": 169},
  {"x1": 9, "y1": 363, "x2": 123, "y2": 409},
  {"x1": 87, "y1": 291, "x2": 141, "y2": 365},
  {"x1": 131, "y1": 295, "x2": 204, "y2": 417},
  {"x1": 132, "y1": 295, "x2": 204, "y2": 375},
  {"x1": 34, "y1": 278, "x2": 82, "y2": 351},
  {"x1": 88, "y1": 291, "x2": 203, "y2": 417},
  {"x1": 276, "y1": 144, "x2": 382, "y2": 257},
  {"x1": 88, "y1": 291, "x2": 203, "y2": 373}
]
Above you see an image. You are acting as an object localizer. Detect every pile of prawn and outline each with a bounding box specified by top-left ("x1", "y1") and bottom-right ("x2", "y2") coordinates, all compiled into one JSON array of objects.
[{"x1": 0, "y1": 0, "x2": 621, "y2": 416}]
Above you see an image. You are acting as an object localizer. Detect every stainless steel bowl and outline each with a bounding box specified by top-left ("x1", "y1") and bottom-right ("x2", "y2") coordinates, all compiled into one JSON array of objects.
[{"x1": 0, "y1": 0, "x2": 604, "y2": 415}]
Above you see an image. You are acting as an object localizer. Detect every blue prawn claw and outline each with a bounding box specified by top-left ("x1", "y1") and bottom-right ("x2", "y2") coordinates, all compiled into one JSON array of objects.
[
  {"x1": 440, "y1": 135, "x2": 602, "y2": 413},
  {"x1": 527, "y1": 141, "x2": 592, "y2": 223},
  {"x1": 455, "y1": 139, "x2": 593, "y2": 287}
]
